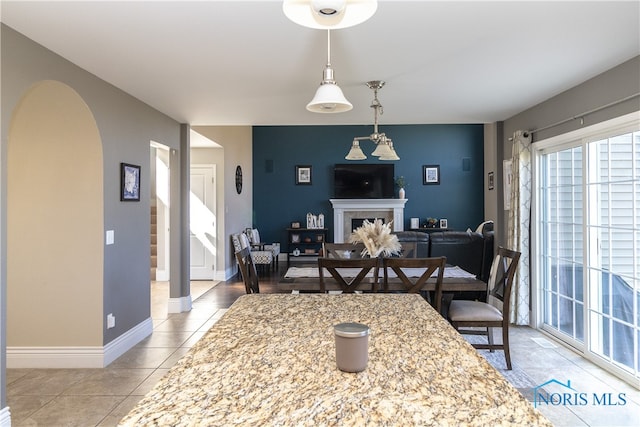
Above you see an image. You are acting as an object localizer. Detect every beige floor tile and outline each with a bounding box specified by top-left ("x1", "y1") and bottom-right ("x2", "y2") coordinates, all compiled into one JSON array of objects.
[
  {"x1": 8, "y1": 368, "x2": 100, "y2": 395},
  {"x1": 22, "y1": 395, "x2": 125, "y2": 427},
  {"x1": 6, "y1": 394, "x2": 56, "y2": 425},
  {"x1": 62, "y1": 369, "x2": 155, "y2": 396},
  {"x1": 130, "y1": 368, "x2": 171, "y2": 395},
  {"x1": 160, "y1": 348, "x2": 192, "y2": 368},
  {"x1": 97, "y1": 396, "x2": 145, "y2": 427},
  {"x1": 107, "y1": 347, "x2": 177, "y2": 369},
  {"x1": 136, "y1": 330, "x2": 195, "y2": 347}
]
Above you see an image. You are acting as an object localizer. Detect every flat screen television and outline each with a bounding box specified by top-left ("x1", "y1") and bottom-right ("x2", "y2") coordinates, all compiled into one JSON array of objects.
[{"x1": 334, "y1": 163, "x2": 395, "y2": 199}]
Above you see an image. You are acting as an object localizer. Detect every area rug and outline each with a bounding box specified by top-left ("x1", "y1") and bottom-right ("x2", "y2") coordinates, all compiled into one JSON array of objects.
[{"x1": 463, "y1": 335, "x2": 538, "y2": 401}]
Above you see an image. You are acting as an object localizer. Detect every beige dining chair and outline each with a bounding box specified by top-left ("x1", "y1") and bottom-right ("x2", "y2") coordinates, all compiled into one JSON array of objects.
[
  {"x1": 447, "y1": 247, "x2": 521, "y2": 370},
  {"x1": 235, "y1": 247, "x2": 260, "y2": 294},
  {"x1": 317, "y1": 257, "x2": 380, "y2": 293},
  {"x1": 322, "y1": 242, "x2": 366, "y2": 259},
  {"x1": 382, "y1": 257, "x2": 446, "y2": 312}
]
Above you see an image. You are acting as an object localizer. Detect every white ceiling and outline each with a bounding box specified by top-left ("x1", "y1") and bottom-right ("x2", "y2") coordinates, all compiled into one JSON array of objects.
[{"x1": 2, "y1": 1, "x2": 639, "y2": 126}]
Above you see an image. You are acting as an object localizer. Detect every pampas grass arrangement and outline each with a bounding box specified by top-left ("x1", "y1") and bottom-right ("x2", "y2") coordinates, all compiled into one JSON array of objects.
[{"x1": 349, "y1": 219, "x2": 401, "y2": 257}]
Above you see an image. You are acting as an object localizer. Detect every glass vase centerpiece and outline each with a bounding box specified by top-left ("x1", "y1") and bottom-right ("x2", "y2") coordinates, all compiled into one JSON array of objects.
[{"x1": 349, "y1": 219, "x2": 401, "y2": 258}]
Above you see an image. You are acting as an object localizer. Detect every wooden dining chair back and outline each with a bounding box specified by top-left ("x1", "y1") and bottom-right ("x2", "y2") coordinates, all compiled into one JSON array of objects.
[
  {"x1": 383, "y1": 257, "x2": 447, "y2": 312},
  {"x1": 322, "y1": 243, "x2": 366, "y2": 259},
  {"x1": 235, "y1": 247, "x2": 260, "y2": 294},
  {"x1": 447, "y1": 247, "x2": 521, "y2": 369},
  {"x1": 317, "y1": 257, "x2": 380, "y2": 293}
]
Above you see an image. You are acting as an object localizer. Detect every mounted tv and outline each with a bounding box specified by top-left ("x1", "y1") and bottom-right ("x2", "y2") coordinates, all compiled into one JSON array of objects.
[{"x1": 334, "y1": 163, "x2": 395, "y2": 199}]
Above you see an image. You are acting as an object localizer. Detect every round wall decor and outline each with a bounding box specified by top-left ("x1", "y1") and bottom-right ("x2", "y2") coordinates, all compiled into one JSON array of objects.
[{"x1": 235, "y1": 165, "x2": 243, "y2": 194}]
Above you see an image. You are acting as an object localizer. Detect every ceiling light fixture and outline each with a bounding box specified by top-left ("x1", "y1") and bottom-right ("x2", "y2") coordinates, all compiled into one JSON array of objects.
[
  {"x1": 283, "y1": 0, "x2": 378, "y2": 30},
  {"x1": 307, "y1": 30, "x2": 352, "y2": 113},
  {"x1": 346, "y1": 80, "x2": 399, "y2": 161}
]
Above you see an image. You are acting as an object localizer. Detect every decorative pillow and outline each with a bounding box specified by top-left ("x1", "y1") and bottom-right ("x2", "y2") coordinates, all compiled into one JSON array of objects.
[
  {"x1": 239, "y1": 233, "x2": 251, "y2": 249},
  {"x1": 251, "y1": 229, "x2": 261, "y2": 244}
]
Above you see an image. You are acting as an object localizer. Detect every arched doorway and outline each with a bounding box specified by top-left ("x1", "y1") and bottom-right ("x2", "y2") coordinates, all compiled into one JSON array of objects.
[{"x1": 7, "y1": 81, "x2": 103, "y2": 356}]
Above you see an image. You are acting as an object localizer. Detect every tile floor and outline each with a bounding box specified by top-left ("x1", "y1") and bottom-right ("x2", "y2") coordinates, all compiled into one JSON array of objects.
[{"x1": 6, "y1": 270, "x2": 640, "y2": 426}]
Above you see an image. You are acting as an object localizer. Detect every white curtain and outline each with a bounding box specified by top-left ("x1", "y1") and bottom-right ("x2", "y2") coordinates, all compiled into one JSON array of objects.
[{"x1": 507, "y1": 130, "x2": 532, "y2": 325}]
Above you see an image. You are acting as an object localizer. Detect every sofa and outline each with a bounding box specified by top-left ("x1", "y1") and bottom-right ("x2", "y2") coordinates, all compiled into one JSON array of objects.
[
  {"x1": 393, "y1": 230, "x2": 494, "y2": 302},
  {"x1": 393, "y1": 230, "x2": 493, "y2": 281}
]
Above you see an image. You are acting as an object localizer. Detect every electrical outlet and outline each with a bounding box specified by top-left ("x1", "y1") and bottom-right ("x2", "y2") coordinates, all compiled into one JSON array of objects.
[{"x1": 107, "y1": 313, "x2": 116, "y2": 329}]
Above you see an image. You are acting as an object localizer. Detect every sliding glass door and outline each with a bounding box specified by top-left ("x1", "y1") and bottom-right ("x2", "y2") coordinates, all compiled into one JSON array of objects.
[{"x1": 535, "y1": 117, "x2": 639, "y2": 383}]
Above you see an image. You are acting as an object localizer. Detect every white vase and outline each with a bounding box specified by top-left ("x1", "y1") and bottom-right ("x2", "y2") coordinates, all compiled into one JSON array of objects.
[{"x1": 399, "y1": 187, "x2": 405, "y2": 199}]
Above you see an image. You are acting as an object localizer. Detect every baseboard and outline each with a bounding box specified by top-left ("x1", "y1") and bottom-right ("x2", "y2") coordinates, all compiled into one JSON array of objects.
[
  {"x1": 223, "y1": 266, "x2": 238, "y2": 281},
  {"x1": 6, "y1": 317, "x2": 153, "y2": 368},
  {"x1": 168, "y1": 295, "x2": 192, "y2": 313},
  {"x1": 155, "y1": 269, "x2": 169, "y2": 281},
  {"x1": 103, "y1": 317, "x2": 153, "y2": 366},
  {"x1": 0, "y1": 407, "x2": 11, "y2": 427},
  {"x1": 214, "y1": 270, "x2": 227, "y2": 281}
]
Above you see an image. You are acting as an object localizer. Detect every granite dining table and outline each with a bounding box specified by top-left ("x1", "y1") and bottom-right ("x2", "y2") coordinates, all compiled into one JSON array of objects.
[{"x1": 120, "y1": 294, "x2": 551, "y2": 426}]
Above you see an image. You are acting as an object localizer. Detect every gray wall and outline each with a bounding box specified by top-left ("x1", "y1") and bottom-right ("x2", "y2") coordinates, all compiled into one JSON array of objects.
[
  {"x1": 1, "y1": 23, "x2": 184, "y2": 405},
  {"x1": 494, "y1": 56, "x2": 640, "y2": 247}
]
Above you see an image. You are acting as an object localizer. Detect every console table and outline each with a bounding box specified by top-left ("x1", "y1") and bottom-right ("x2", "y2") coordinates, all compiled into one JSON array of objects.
[{"x1": 286, "y1": 228, "x2": 329, "y2": 266}]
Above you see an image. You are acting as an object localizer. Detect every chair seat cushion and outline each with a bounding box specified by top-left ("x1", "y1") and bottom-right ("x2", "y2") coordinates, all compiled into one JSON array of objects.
[{"x1": 448, "y1": 300, "x2": 503, "y2": 322}]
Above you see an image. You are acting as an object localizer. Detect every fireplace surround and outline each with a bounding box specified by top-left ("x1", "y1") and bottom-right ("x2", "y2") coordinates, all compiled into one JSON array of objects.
[{"x1": 330, "y1": 199, "x2": 407, "y2": 243}]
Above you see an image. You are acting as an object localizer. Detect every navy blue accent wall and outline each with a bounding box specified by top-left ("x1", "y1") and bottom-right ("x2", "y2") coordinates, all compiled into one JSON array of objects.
[{"x1": 253, "y1": 124, "x2": 484, "y2": 245}]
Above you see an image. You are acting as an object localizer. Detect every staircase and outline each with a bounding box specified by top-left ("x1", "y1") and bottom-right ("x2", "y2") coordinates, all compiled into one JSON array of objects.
[{"x1": 150, "y1": 205, "x2": 157, "y2": 280}]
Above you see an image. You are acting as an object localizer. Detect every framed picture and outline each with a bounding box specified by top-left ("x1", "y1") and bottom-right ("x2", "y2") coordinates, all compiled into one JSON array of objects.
[
  {"x1": 120, "y1": 163, "x2": 141, "y2": 201},
  {"x1": 316, "y1": 234, "x2": 324, "y2": 242},
  {"x1": 296, "y1": 165, "x2": 312, "y2": 185},
  {"x1": 291, "y1": 233, "x2": 301, "y2": 243},
  {"x1": 439, "y1": 218, "x2": 448, "y2": 229},
  {"x1": 423, "y1": 165, "x2": 440, "y2": 185},
  {"x1": 291, "y1": 221, "x2": 301, "y2": 229},
  {"x1": 488, "y1": 171, "x2": 495, "y2": 190}
]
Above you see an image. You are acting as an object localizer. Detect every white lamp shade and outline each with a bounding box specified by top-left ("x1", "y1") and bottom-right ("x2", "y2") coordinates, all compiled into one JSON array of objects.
[
  {"x1": 379, "y1": 141, "x2": 400, "y2": 160},
  {"x1": 371, "y1": 141, "x2": 393, "y2": 157},
  {"x1": 283, "y1": 0, "x2": 377, "y2": 29},
  {"x1": 307, "y1": 82, "x2": 353, "y2": 113},
  {"x1": 345, "y1": 141, "x2": 367, "y2": 160}
]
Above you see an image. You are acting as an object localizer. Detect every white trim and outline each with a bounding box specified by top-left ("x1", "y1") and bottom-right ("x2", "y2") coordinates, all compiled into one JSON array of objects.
[
  {"x1": 6, "y1": 317, "x2": 152, "y2": 368},
  {"x1": 155, "y1": 268, "x2": 169, "y2": 281},
  {"x1": 535, "y1": 111, "x2": 639, "y2": 150},
  {"x1": 104, "y1": 317, "x2": 153, "y2": 366},
  {"x1": 0, "y1": 407, "x2": 11, "y2": 427},
  {"x1": 168, "y1": 295, "x2": 192, "y2": 313}
]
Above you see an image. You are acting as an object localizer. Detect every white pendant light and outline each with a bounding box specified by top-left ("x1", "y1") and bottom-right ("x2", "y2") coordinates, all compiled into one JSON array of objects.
[
  {"x1": 307, "y1": 30, "x2": 352, "y2": 113},
  {"x1": 379, "y1": 140, "x2": 400, "y2": 161},
  {"x1": 345, "y1": 140, "x2": 367, "y2": 160},
  {"x1": 283, "y1": 0, "x2": 378, "y2": 30}
]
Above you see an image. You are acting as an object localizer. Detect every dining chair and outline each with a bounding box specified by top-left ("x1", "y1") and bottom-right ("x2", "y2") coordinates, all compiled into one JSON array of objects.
[
  {"x1": 447, "y1": 247, "x2": 521, "y2": 370},
  {"x1": 317, "y1": 257, "x2": 380, "y2": 293},
  {"x1": 382, "y1": 257, "x2": 446, "y2": 312},
  {"x1": 235, "y1": 247, "x2": 260, "y2": 294},
  {"x1": 322, "y1": 242, "x2": 366, "y2": 259}
]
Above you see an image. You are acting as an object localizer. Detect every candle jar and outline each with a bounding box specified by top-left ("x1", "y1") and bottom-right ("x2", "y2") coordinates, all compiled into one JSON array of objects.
[{"x1": 334, "y1": 322, "x2": 370, "y2": 372}]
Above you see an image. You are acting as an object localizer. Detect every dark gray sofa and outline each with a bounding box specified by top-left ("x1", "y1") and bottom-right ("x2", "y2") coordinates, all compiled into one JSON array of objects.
[{"x1": 393, "y1": 230, "x2": 494, "y2": 283}]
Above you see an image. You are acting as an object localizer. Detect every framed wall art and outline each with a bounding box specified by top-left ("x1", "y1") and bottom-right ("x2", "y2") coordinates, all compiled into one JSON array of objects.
[
  {"x1": 423, "y1": 165, "x2": 440, "y2": 185},
  {"x1": 121, "y1": 162, "x2": 141, "y2": 201},
  {"x1": 296, "y1": 165, "x2": 312, "y2": 185}
]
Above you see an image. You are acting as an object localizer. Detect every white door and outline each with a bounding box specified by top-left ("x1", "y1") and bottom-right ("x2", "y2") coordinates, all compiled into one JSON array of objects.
[{"x1": 190, "y1": 164, "x2": 217, "y2": 280}]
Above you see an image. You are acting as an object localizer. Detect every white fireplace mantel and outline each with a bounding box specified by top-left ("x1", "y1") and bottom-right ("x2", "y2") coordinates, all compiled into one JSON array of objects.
[{"x1": 330, "y1": 199, "x2": 407, "y2": 243}]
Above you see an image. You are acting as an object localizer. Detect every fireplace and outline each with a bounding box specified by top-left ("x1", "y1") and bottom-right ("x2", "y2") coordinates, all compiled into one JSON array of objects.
[
  {"x1": 330, "y1": 199, "x2": 407, "y2": 243},
  {"x1": 351, "y1": 218, "x2": 385, "y2": 231}
]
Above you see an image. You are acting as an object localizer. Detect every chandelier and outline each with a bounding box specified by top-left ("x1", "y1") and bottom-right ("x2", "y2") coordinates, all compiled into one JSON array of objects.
[{"x1": 345, "y1": 81, "x2": 399, "y2": 161}]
